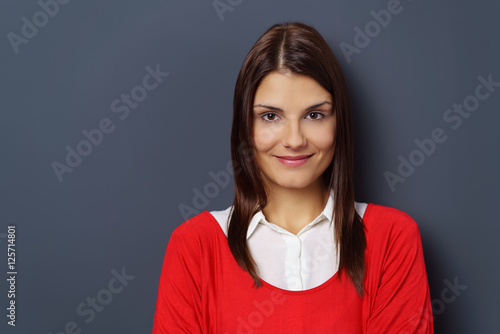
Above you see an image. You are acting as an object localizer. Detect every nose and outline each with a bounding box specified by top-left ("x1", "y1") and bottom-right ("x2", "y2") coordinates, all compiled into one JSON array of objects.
[{"x1": 281, "y1": 120, "x2": 306, "y2": 149}]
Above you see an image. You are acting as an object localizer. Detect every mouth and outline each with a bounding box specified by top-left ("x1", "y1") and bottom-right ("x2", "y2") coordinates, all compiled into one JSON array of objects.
[{"x1": 274, "y1": 154, "x2": 314, "y2": 167}]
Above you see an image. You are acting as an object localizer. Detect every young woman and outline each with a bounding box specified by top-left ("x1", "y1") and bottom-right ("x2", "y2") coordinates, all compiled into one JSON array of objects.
[{"x1": 153, "y1": 21, "x2": 433, "y2": 333}]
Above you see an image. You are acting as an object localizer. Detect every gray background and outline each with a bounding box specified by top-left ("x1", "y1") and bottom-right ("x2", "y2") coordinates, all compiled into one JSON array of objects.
[{"x1": 1, "y1": 0, "x2": 499, "y2": 333}]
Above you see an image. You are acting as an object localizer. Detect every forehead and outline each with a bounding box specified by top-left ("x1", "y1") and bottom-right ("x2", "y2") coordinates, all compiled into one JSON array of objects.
[{"x1": 253, "y1": 71, "x2": 331, "y2": 109}]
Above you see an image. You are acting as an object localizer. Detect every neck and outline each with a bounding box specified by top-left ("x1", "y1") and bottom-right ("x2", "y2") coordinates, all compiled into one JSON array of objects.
[{"x1": 262, "y1": 179, "x2": 329, "y2": 235}]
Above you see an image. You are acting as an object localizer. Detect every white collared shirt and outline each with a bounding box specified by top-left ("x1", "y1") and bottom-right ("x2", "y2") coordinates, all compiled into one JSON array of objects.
[{"x1": 210, "y1": 190, "x2": 368, "y2": 291}]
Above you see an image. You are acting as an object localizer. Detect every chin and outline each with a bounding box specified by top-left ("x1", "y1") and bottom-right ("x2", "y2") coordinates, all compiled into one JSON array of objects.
[{"x1": 267, "y1": 175, "x2": 320, "y2": 190}]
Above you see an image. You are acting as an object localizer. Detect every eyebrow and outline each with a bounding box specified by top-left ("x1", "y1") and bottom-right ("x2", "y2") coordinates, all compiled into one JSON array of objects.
[{"x1": 253, "y1": 101, "x2": 332, "y2": 111}]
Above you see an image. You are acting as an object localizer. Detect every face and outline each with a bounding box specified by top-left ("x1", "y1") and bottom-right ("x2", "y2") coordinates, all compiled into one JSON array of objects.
[{"x1": 252, "y1": 71, "x2": 336, "y2": 191}]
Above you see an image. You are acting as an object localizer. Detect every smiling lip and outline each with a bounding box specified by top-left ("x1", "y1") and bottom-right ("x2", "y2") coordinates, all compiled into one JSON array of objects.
[{"x1": 274, "y1": 154, "x2": 313, "y2": 167}]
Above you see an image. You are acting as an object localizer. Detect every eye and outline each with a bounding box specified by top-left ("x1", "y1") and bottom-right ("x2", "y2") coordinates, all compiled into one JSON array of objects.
[
  {"x1": 306, "y1": 111, "x2": 325, "y2": 120},
  {"x1": 261, "y1": 112, "x2": 281, "y2": 122}
]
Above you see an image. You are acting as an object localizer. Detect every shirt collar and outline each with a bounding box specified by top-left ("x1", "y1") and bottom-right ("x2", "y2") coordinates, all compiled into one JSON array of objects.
[{"x1": 246, "y1": 188, "x2": 335, "y2": 239}]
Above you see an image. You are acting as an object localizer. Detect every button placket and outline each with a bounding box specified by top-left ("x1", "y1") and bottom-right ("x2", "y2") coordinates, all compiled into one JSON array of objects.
[{"x1": 283, "y1": 234, "x2": 303, "y2": 290}]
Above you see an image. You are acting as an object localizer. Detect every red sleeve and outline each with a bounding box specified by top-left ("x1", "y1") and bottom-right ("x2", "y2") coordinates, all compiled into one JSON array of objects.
[
  {"x1": 365, "y1": 211, "x2": 434, "y2": 334},
  {"x1": 152, "y1": 227, "x2": 204, "y2": 334}
]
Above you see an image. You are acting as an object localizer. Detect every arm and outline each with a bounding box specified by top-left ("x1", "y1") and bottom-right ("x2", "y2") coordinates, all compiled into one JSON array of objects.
[
  {"x1": 365, "y1": 215, "x2": 434, "y2": 334},
  {"x1": 152, "y1": 228, "x2": 204, "y2": 334}
]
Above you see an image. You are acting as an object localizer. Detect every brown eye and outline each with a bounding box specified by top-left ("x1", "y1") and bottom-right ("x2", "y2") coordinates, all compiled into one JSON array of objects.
[
  {"x1": 262, "y1": 113, "x2": 279, "y2": 122},
  {"x1": 307, "y1": 112, "x2": 323, "y2": 120}
]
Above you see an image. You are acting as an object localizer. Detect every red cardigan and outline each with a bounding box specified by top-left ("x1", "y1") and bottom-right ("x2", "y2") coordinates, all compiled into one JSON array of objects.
[{"x1": 153, "y1": 203, "x2": 434, "y2": 333}]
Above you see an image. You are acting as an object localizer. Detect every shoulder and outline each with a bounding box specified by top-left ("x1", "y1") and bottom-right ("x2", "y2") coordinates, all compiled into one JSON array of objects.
[
  {"x1": 168, "y1": 211, "x2": 226, "y2": 253},
  {"x1": 363, "y1": 203, "x2": 419, "y2": 230},
  {"x1": 362, "y1": 203, "x2": 422, "y2": 247},
  {"x1": 361, "y1": 204, "x2": 426, "y2": 284},
  {"x1": 158, "y1": 212, "x2": 227, "y2": 296}
]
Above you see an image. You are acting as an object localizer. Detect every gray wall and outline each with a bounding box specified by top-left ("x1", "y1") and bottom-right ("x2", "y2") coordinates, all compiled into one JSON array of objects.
[{"x1": 1, "y1": 0, "x2": 498, "y2": 333}]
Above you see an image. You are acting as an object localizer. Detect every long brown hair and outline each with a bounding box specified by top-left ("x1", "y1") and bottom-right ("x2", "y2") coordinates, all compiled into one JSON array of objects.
[{"x1": 228, "y1": 21, "x2": 366, "y2": 296}]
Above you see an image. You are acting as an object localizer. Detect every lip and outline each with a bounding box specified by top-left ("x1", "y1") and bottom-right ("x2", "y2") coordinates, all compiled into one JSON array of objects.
[{"x1": 274, "y1": 154, "x2": 313, "y2": 167}]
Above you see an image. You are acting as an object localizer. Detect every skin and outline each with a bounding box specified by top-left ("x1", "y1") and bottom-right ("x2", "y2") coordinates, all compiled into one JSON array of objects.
[{"x1": 252, "y1": 70, "x2": 336, "y2": 235}]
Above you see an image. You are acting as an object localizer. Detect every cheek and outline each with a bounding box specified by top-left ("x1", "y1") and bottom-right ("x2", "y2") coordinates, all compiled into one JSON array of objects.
[
  {"x1": 253, "y1": 124, "x2": 280, "y2": 152},
  {"x1": 309, "y1": 125, "x2": 335, "y2": 152}
]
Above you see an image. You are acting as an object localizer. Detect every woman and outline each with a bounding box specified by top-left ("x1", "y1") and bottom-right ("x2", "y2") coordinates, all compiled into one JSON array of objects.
[{"x1": 153, "y1": 21, "x2": 433, "y2": 333}]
